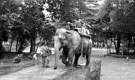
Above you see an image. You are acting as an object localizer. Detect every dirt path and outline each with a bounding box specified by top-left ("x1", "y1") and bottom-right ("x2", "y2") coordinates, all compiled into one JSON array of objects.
[
  {"x1": 0, "y1": 55, "x2": 68, "y2": 80},
  {"x1": 91, "y1": 48, "x2": 135, "y2": 80},
  {"x1": 0, "y1": 64, "x2": 67, "y2": 80},
  {"x1": 0, "y1": 48, "x2": 135, "y2": 80},
  {"x1": 101, "y1": 56, "x2": 135, "y2": 80}
]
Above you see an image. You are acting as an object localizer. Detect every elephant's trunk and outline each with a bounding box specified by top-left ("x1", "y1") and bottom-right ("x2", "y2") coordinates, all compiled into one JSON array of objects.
[
  {"x1": 54, "y1": 49, "x2": 59, "y2": 69},
  {"x1": 54, "y1": 36, "x2": 61, "y2": 69}
]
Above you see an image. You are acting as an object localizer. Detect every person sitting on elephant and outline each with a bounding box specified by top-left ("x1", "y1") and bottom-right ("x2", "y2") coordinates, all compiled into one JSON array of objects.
[
  {"x1": 67, "y1": 22, "x2": 75, "y2": 30},
  {"x1": 73, "y1": 19, "x2": 91, "y2": 37}
]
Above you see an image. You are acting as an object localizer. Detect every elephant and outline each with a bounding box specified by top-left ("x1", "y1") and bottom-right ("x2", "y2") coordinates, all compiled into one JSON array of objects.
[{"x1": 54, "y1": 28, "x2": 92, "y2": 69}]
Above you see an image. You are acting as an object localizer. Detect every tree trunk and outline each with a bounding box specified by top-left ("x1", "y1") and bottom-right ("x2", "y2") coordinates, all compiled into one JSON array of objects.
[
  {"x1": 16, "y1": 37, "x2": 19, "y2": 52},
  {"x1": 35, "y1": 37, "x2": 41, "y2": 52},
  {"x1": 107, "y1": 39, "x2": 111, "y2": 55},
  {"x1": 0, "y1": 40, "x2": 4, "y2": 59},
  {"x1": 18, "y1": 40, "x2": 24, "y2": 53},
  {"x1": 9, "y1": 38, "x2": 13, "y2": 52},
  {"x1": 30, "y1": 37, "x2": 36, "y2": 53},
  {"x1": 127, "y1": 35, "x2": 131, "y2": 52},
  {"x1": 116, "y1": 34, "x2": 121, "y2": 54},
  {"x1": 133, "y1": 37, "x2": 135, "y2": 52},
  {"x1": 121, "y1": 34, "x2": 124, "y2": 57},
  {"x1": 85, "y1": 59, "x2": 101, "y2": 80}
]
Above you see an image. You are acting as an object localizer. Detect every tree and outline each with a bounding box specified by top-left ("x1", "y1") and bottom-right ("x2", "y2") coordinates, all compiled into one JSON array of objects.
[
  {"x1": 0, "y1": 0, "x2": 55, "y2": 56},
  {"x1": 98, "y1": 0, "x2": 135, "y2": 54},
  {"x1": 0, "y1": 0, "x2": 19, "y2": 58},
  {"x1": 46, "y1": 0, "x2": 89, "y2": 23},
  {"x1": 11, "y1": 0, "x2": 45, "y2": 53},
  {"x1": 15, "y1": 0, "x2": 55, "y2": 53}
]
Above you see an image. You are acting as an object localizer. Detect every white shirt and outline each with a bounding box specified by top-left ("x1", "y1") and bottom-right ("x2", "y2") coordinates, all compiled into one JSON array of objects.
[{"x1": 37, "y1": 46, "x2": 48, "y2": 55}]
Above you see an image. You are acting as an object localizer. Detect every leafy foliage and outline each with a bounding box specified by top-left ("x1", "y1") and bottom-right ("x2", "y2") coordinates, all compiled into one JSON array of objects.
[
  {"x1": 0, "y1": 0, "x2": 55, "y2": 54},
  {"x1": 46, "y1": 0, "x2": 88, "y2": 22},
  {"x1": 97, "y1": 0, "x2": 135, "y2": 54}
]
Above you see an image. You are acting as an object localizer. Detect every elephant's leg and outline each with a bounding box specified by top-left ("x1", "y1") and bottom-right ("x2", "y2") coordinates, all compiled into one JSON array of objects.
[
  {"x1": 86, "y1": 55, "x2": 90, "y2": 67},
  {"x1": 61, "y1": 47, "x2": 69, "y2": 67},
  {"x1": 85, "y1": 49, "x2": 91, "y2": 68},
  {"x1": 73, "y1": 54, "x2": 81, "y2": 67},
  {"x1": 68, "y1": 48, "x2": 75, "y2": 67},
  {"x1": 62, "y1": 52, "x2": 69, "y2": 67}
]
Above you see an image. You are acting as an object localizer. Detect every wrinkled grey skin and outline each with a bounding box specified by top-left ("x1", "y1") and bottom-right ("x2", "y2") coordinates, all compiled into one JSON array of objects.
[{"x1": 54, "y1": 28, "x2": 92, "y2": 69}]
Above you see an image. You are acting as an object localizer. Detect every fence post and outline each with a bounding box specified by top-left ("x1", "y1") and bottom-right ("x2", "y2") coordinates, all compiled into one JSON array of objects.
[{"x1": 85, "y1": 59, "x2": 101, "y2": 80}]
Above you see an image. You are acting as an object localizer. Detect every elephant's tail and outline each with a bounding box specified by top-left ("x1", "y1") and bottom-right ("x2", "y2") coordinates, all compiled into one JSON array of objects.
[{"x1": 81, "y1": 41, "x2": 84, "y2": 57}]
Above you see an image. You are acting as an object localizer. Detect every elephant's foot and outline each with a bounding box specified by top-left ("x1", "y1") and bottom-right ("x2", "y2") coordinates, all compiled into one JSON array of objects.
[
  {"x1": 65, "y1": 62, "x2": 71, "y2": 67},
  {"x1": 73, "y1": 64, "x2": 82, "y2": 69},
  {"x1": 65, "y1": 64, "x2": 74, "y2": 70},
  {"x1": 84, "y1": 65, "x2": 89, "y2": 69},
  {"x1": 70, "y1": 67, "x2": 75, "y2": 70},
  {"x1": 77, "y1": 65, "x2": 82, "y2": 68},
  {"x1": 67, "y1": 66, "x2": 75, "y2": 70},
  {"x1": 73, "y1": 63, "x2": 82, "y2": 67},
  {"x1": 66, "y1": 65, "x2": 82, "y2": 70},
  {"x1": 54, "y1": 66, "x2": 57, "y2": 70}
]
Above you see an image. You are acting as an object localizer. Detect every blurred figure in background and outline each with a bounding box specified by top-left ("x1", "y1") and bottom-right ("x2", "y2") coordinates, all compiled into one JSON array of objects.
[{"x1": 12, "y1": 54, "x2": 23, "y2": 63}]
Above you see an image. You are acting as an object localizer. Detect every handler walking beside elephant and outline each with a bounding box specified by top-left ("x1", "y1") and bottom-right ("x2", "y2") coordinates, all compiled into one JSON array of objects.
[
  {"x1": 41, "y1": 45, "x2": 50, "y2": 68},
  {"x1": 37, "y1": 43, "x2": 51, "y2": 68}
]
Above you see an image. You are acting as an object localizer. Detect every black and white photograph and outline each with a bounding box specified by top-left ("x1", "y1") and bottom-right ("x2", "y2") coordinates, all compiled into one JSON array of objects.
[{"x1": 0, "y1": 0, "x2": 135, "y2": 80}]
